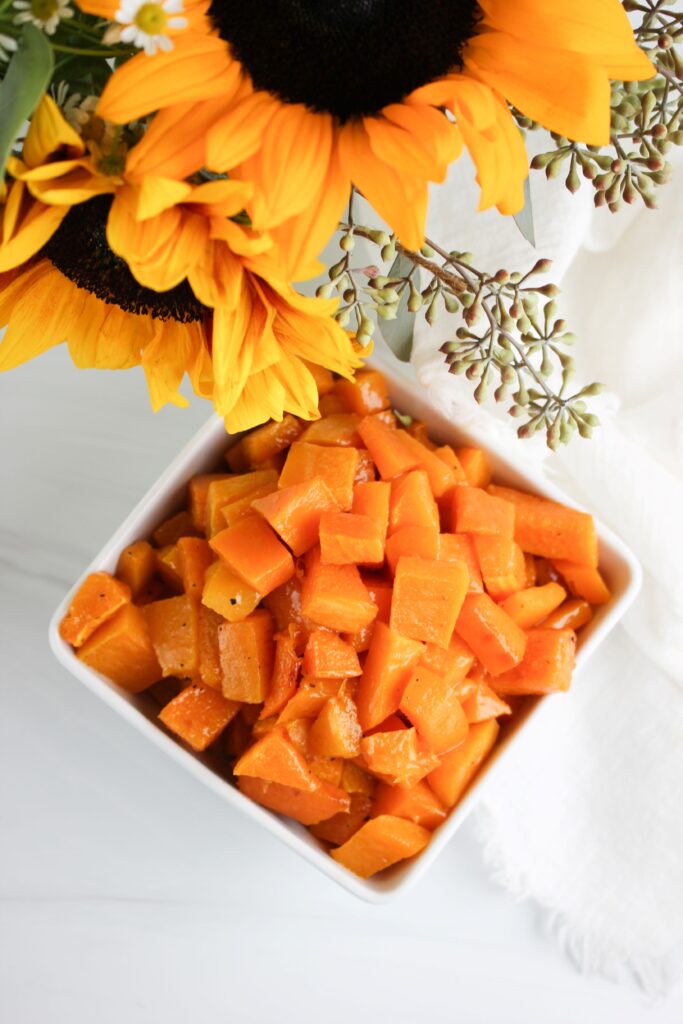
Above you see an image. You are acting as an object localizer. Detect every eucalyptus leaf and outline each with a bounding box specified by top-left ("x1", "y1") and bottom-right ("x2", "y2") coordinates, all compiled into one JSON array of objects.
[
  {"x1": 378, "y1": 252, "x2": 415, "y2": 361},
  {"x1": 512, "y1": 176, "x2": 536, "y2": 247},
  {"x1": 0, "y1": 25, "x2": 54, "y2": 178}
]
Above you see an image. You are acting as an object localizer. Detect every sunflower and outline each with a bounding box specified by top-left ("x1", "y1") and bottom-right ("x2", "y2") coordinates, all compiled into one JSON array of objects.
[{"x1": 91, "y1": 0, "x2": 654, "y2": 277}]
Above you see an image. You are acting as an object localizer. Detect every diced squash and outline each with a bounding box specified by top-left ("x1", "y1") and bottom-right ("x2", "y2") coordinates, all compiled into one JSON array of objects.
[
  {"x1": 226, "y1": 414, "x2": 302, "y2": 472},
  {"x1": 473, "y1": 534, "x2": 527, "y2": 601},
  {"x1": 437, "y1": 533, "x2": 484, "y2": 592},
  {"x1": 201, "y1": 560, "x2": 261, "y2": 623},
  {"x1": 279, "y1": 442, "x2": 359, "y2": 510},
  {"x1": 500, "y1": 582, "x2": 567, "y2": 629},
  {"x1": 365, "y1": 713, "x2": 406, "y2": 735},
  {"x1": 330, "y1": 815, "x2": 431, "y2": 878},
  {"x1": 357, "y1": 416, "x2": 419, "y2": 480},
  {"x1": 524, "y1": 553, "x2": 537, "y2": 587},
  {"x1": 385, "y1": 525, "x2": 439, "y2": 575},
  {"x1": 59, "y1": 572, "x2": 131, "y2": 648},
  {"x1": 218, "y1": 609, "x2": 274, "y2": 703},
  {"x1": 456, "y1": 447, "x2": 492, "y2": 489},
  {"x1": 197, "y1": 604, "x2": 223, "y2": 690},
  {"x1": 455, "y1": 592, "x2": 527, "y2": 676},
  {"x1": 158, "y1": 683, "x2": 239, "y2": 751},
  {"x1": 433, "y1": 445, "x2": 466, "y2": 478},
  {"x1": 300, "y1": 413, "x2": 363, "y2": 448},
  {"x1": 341, "y1": 760, "x2": 376, "y2": 796},
  {"x1": 300, "y1": 547, "x2": 377, "y2": 633},
  {"x1": 188, "y1": 473, "x2": 230, "y2": 532},
  {"x1": 354, "y1": 449, "x2": 376, "y2": 484},
  {"x1": 176, "y1": 536, "x2": 215, "y2": 595},
  {"x1": 308, "y1": 680, "x2": 363, "y2": 758},
  {"x1": 309, "y1": 756, "x2": 345, "y2": 788},
  {"x1": 310, "y1": 792, "x2": 372, "y2": 845},
  {"x1": 233, "y1": 725, "x2": 319, "y2": 791},
  {"x1": 391, "y1": 431, "x2": 457, "y2": 498},
  {"x1": 371, "y1": 780, "x2": 448, "y2": 831},
  {"x1": 389, "y1": 469, "x2": 440, "y2": 534},
  {"x1": 535, "y1": 557, "x2": 564, "y2": 586},
  {"x1": 360, "y1": 727, "x2": 440, "y2": 787},
  {"x1": 304, "y1": 361, "x2": 335, "y2": 397},
  {"x1": 551, "y1": 560, "x2": 611, "y2": 605},
  {"x1": 303, "y1": 631, "x2": 362, "y2": 679},
  {"x1": 205, "y1": 471, "x2": 278, "y2": 537},
  {"x1": 152, "y1": 510, "x2": 199, "y2": 548},
  {"x1": 115, "y1": 541, "x2": 155, "y2": 598},
  {"x1": 210, "y1": 516, "x2": 294, "y2": 596},
  {"x1": 220, "y1": 480, "x2": 279, "y2": 528},
  {"x1": 341, "y1": 577, "x2": 392, "y2": 652},
  {"x1": 333, "y1": 370, "x2": 391, "y2": 415},
  {"x1": 238, "y1": 775, "x2": 351, "y2": 826},
  {"x1": 277, "y1": 678, "x2": 342, "y2": 723},
  {"x1": 77, "y1": 603, "x2": 161, "y2": 692},
  {"x1": 460, "y1": 681, "x2": 511, "y2": 724},
  {"x1": 134, "y1": 577, "x2": 172, "y2": 606},
  {"x1": 399, "y1": 665, "x2": 469, "y2": 754},
  {"x1": 319, "y1": 392, "x2": 348, "y2": 416},
  {"x1": 356, "y1": 622, "x2": 423, "y2": 732},
  {"x1": 260, "y1": 630, "x2": 301, "y2": 719},
  {"x1": 263, "y1": 573, "x2": 306, "y2": 632},
  {"x1": 407, "y1": 420, "x2": 435, "y2": 448},
  {"x1": 390, "y1": 556, "x2": 469, "y2": 648},
  {"x1": 144, "y1": 594, "x2": 200, "y2": 678},
  {"x1": 319, "y1": 511, "x2": 385, "y2": 566},
  {"x1": 493, "y1": 628, "x2": 576, "y2": 696},
  {"x1": 352, "y1": 480, "x2": 390, "y2": 538},
  {"x1": 419, "y1": 634, "x2": 475, "y2": 687},
  {"x1": 543, "y1": 598, "x2": 593, "y2": 631},
  {"x1": 252, "y1": 476, "x2": 339, "y2": 556},
  {"x1": 427, "y1": 720, "x2": 499, "y2": 807},
  {"x1": 155, "y1": 544, "x2": 183, "y2": 591},
  {"x1": 488, "y1": 484, "x2": 598, "y2": 567},
  {"x1": 452, "y1": 487, "x2": 514, "y2": 537}
]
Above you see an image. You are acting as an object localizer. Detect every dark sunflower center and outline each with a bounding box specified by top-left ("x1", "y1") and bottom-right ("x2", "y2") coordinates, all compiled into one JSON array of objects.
[
  {"x1": 44, "y1": 196, "x2": 206, "y2": 323},
  {"x1": 209, "y1": 0, "x2": 481, "y2": 121}
]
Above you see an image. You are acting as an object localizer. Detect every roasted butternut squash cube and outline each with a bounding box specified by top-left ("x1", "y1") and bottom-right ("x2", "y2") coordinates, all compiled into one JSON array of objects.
[
  {"x1": 279, "y1": 442, "x2": 359, "y2": 510},
  {"x1": 238, "y1": 775, "x2": 350, "y2": 826},
  {"x1": 460, "y1": 681, "x2": 511, "y2": 724},
  {"x1": 436, "y1": 533, "x2": 484, "y2": 592},
  {"x1": 355, "y1": 621, "x2": 423, "y2": 732},
  {"x1": 176, "y1": 536, "x2": 215, "y2": 595},
  {"x1": 154, "y1": 544, "x2": 183, "y2": 591},
  {"x1": 489, "y1": 484, "x2": 598, "y2": 566},
  {"x1": 419, "y1": 634, "x2": 475, "y2": 687},
  {"x1": 234, "y1": 725, "x2": 320, "y2": 791},
  {"x1": 451, "y1": 486, "x2": 515, "y2": 537},
  {"x1": 543, "y1": 598, "x2": 593, "y2": 631},
  {"x1": 226, "y1": 414, "x2": 302, "y2": 472},
  {"x1": 303, "y1": 631, "x2": 362, "y2": 678},
  {"x1": 205, "y1": 470, "x2": 278, "y2": 537},
  {"x1": 301, "y1": 547, "x2": 377, "y2": 633},
  {"x1": 455, "y1": 592, "x2": 527, "y2": 676},
  {"x1": 371, "y1": 780, "x2": 448, "y2": 831},
  {"x1": 252, "y1": 476, "x2": 340, "y2": 556},
  {"x1": 455, "y1": 446, "x2": 492, "y2": 488},
  {"x1": 319, "y1": 511, "x2": 385, "y2": 566},
  {"x1": 493, "y1": 628, "x2": 576, "y2": 696},
  {"x1": 158, "y1": 683, "x2": 240, "y2": 751},
  {"x1": 330, "y1": 815, "x2": 431, "y2": 878},
  {"x1": 260, "y1": 630, "x2": 301, "y2": 720},
  {"x1": 357, "y1": 416, "x2": 419, "y2": 480},
  {"x1": 115, "y1": 541, "x2": 156, "y2": 598},
  {"x1": 201, "y1": 561, "x2": 261, "y2": 623},
  {"x1": 427, "y1": 720, "x2": 499, "y2": 808},
  {"x1": 399, "y1": 665, "x2": 469, "y2": 754},
  {"x1": 551, "y1": 559, "x2": 611, "y2": 605},
  {"x1": 385, "y1": 525, "x2": 439, "y2": 576},
  {"x1": 197, "y1": 604, "x2": 223, "y2": 690},
  {"x1": 500, "y1": 582, "x2": 567, "y2": 629},
  {"x1": 308, "y1": 680, "x2": 362, "y2": 758},
  {"x1": 277, "y1": 678, "x2": 342, "y2": 723},
  {"x1": 144, "y1": 594, "x2": 200, "y2": 678},
  {"x1": 188, "y1": 473, "x2": 230, "y2": 532},
  {"x1": 333, "y1": 370, "x2": 390, "y2": 415},
  {"x1": 352, "y1": 480, "x2": 390, "y2": 539},
  {"x1": 152, "y1": 510, "x2": 199, "y2": 547},
  {"x1": 390, "y1": 556, "x2": 469, "y2": 648},
  {"x1": 310, "y1": 792, "x2": 373, "y2": 845},
  {"x1": 389, "y1": 469, "x2": 439, "y2": 533},
  {"x1": 77, "y1": 603, "x2": 161, "y2": 692},
  {"x1": 473, "y1": 533, "x2": 527, "y2": 601},
  {"x1": 210, "y1": 516, "x2": 294, "y2": 596},
  {"x1": 360, "y1": 727, "x2": 440, "y2": 787},
  {"x1": 300, "y1": 413, "x2": 363, "y2": 448},
  {"x1": 392, "y1": 431, "x2": 458, "y2": 498},
  {"x1": 218, "y1": 609, "x2": 274, "y2": 703},
  {"x1": 60, "y1": 571, "x2": 131, "y2": 648}
]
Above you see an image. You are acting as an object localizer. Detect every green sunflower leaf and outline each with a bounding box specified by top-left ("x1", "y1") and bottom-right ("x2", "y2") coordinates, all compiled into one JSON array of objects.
[
  {"x1": 0, "y1": 24, "x2": 54, "y2": 179},
  {"x1": 379, "y1": 252, "x2": 415, "y2": 362},
  {"x1": 513, "y1": 176, "x2": 536, "y2": 247}
]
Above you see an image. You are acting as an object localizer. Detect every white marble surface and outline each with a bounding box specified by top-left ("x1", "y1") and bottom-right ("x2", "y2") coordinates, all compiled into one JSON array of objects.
[{"x1": 1, "y1": 349, "x2": 680, "y2": 1024}]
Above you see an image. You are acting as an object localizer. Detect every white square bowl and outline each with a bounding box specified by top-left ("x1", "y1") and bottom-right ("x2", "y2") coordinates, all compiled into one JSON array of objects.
[{"x1": 48, "y1": 355, "x2": 641, "y2": 903}]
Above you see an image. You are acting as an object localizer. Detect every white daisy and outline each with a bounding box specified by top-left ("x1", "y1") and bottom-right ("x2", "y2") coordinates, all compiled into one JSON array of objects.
[
  {"x1": 13, "y1": 0, "x2": 74, "y2": 36},
  {"x1": 114, "y1": 0, "x2": 187, "y2": 56},
  {"x1": 0, "y1": 33, "x2": 18, "y2": 62}
]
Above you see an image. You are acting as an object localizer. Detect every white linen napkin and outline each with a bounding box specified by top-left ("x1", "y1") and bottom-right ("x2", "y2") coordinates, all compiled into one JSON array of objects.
[{"x1": 408, "y1": 136, "x2": 683, "y2": 996}]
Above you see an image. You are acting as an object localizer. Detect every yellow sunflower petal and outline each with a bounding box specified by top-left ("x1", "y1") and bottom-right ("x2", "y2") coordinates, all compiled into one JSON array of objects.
[
  {"x1": 0, "y1": 263, "x2": 68, "y2": 369},
  {"x1": 126, "y1": 177, "x2": 193, "y2": 220},
  {"x1": 206, "y1": 89, "x2": 281, "y2": 173},
  {"x1": 224, "y1": 369, "x2": 286, "y2": 433},
  {"x1": 67, "y1": 291, "x2": 149, "y2": 370},
  {"x1": 25, "y1": 167, "x2": 116, "y2": 206},
  {"x1": 270, "y1": 344, "x2": 321, "y2": 421},
  {"x1": 365, "y1": 104, "x2": 462, "y2": 182},
  {"x1": 211, "y1": 285, "x2": 277, "y2": 416},
  {"x1": 188, "y1": 240, "x2": 246, "y2": 308},
  {"x1": 22, "y1": 95, "x2": 84, "y2": 169},
  {"x1": 0, "y1": 201, "x2": 68, "y2": 271},
  {"x1": 125, "y1": 95, "x2": 236, "y2": 182},
  {"x1": 183, "y1": 177, "x2": 253, "y2": 217},
  {"x1": 141, "y1": 318, "x2": 202, "y2": 411}
]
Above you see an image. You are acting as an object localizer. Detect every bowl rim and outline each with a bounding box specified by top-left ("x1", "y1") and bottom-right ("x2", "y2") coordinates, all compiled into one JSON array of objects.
[{"x1": 47, "y1": 355, "x2": 642, "y2": 903}]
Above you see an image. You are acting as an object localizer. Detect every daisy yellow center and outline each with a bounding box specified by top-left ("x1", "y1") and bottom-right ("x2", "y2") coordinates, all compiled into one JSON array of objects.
[
  {"x1": 31, "y1": 0, "x2": 59, "y2": 19},
  {"x1": 209, "y1": 0, "x2": 481, "y2": 121},
  {"x1": 135, "y1": 2, "x2": 168, "y2": 34}
]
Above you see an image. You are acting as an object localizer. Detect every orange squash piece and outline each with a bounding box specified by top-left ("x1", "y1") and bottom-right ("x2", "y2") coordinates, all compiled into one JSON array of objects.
[
  {"x1": 524, "y1": 553, "x2": 538, "y2": 587},
  {"x1": 543, "y1": 598, "x2": 593, "y2": 631},
  {"x1": 419, "y1": 634, "x2": 475, "y2": 687},
  {"x1": 210, "y1": 516, "x2": 294, "y2": 597},
  {"x1": 433, "y1": 445, "x2": 466, "y2": 476},
  {"x1": 427, "y1": 720, "x2": 499, "y2": 808},
  {"x1": 333, "y1": 369, "x2": 391, "y2": 415},
  {"x1": 360, "y1": 727, "x2": 440, "y2": 787},
  {"x1": 352, "y1": 480, "x2": 390, "y2": 538},
  {"x1": 188, "y1": 473, "x2": 230, "y2": 532},
  {"x1": 399, "y1": 665, "x2": 469, "y2": 754},
  {"x1": 341, "y1": 760, "x2": 376, "y2": 797},
  {"x1": 197, "y1": 604, "x2": 223, "y2": 690},
  {"x1": 500, "y1": 582, "x2": 567, "y2": 629},
  {"x1": 176, "y1": 537, "x2": 215, "y2": 595},
  {"x1": 371, "y1": 780, "x2": 448, "y2": 831},
  {"x1": 152, "y1": 510, "x2": 199, "y2": 548},
  {"x1": 252, "y1": 476, "x2": 339, "y2": 556},
  {"x1": 77, "y1": 603, "x2": 161, "y2": 692},
  {"x1": 238, "y1": 775, "x2": 351, "y2": 826},
  {"x1": 318, "y1": 511, "x2": 385, "y2": 566},
  {"x1": 455, "y1": 592, "x2": 527, "y2": 676},
  {"x1": 460, "y1": 681, "x2": 511, "y2": 724},
  {"x1": 318, "y1": 392, "x2": 348, "y2": 416},
  {"x1": 341, "y1": 577, "x2": 392, "y2": 653},
  {"x1": 551, "y1": 560, "x2": 611, "y2": 605},
  {"x1": 308, "y1": 680, "x2": 363, "y2": 758},
  {"x1": 385, "y1": 525, "x2": 440, "y2": 576},
  {"x1": 155, "y1": 544, "x2": 183, "y2": 591},
  {"x1": 301, "y1": 413, "x2": 363, "y2": 448},
  {"x1": 310, "y1": 792, "x2": 373, "y2": 845},
  {"x1": 392, "y1": 431, "x2": 458, "y2": 498},
  {"x1": 300, "y1": 547, "x2": 377, "y2": 633},
  {"x1": 263, "y1": 572, "x2": 307, "y2": 633},
  {"x1": 357, "y1": 416, "x2": 420, "y2": 480},
  {"x1": 452, "y1": 486, "x2": 514, "y2": 537},
  {"x1": 60, "y1": 571, "x2": 131, "y2": 648},
  {"x1": 201, "y1": 560, "x2": 261, "y2": 623},
  {"x1": 390, "y1": 556, "x2": 469, "y2": 648},
  {"x1": 279, "y1": 442, "x2": 359, "y2": 510},
  {"x1": 456, "y1": 447, "x2": 492, "y2": 489},
  {"x1": 389, "y1": 469, "x2": 439, "y2": 534},
  {"x1": 158, "y1": 683, "x2": 240, "y2": 752},
  {"x1": 356, "y1": 621, "x2": 424, "y2": 732},
  {"x1": 234, "y1": 725, "x2": 320, "y2": 791},
  {"x1": 144, "y1": 594, "x2": 200, "y2": 678},
  {"x1": 219, "y1": 480, "x2": 279, "y2": 528},
  {"x1": 488, "y1": 484, "x2": 598, "y2": 566},
  {"x1": 473, "y1": 534, "x2": 527, "y2": 601},
  {"x1": 330, "y1": 815, "x2": 431, "y2": 878},
  {"x1": 437, "y1": 533, "x2": 484, "y2": 592},
  {"x1": 277, "y1": 677, "x2": 342, "y2": 723},
  {"x1": 226, "y1": 414, "x2": 302, "y2": 472},
  {"x1": 205, "y1": 470, "x2": 279, "y2": 537},
  {"x1": 493, "y1": 628, "x2": 576, "y2": 696},
  {"x1": 354, "y1": 449, "x2": 376, "y2": 484},
  {"x1": 218, "y1": 609, "x2": 274, "y2": 703},
  {"x1": 260, "y1": 630, "x2": 301, "y2": 720},
  {"x1": 303, "y1": 631, "x2": 362, "y2": 679},
  {"x1": 115, "y1": 541, "x2": 156, "y2": 598}
]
